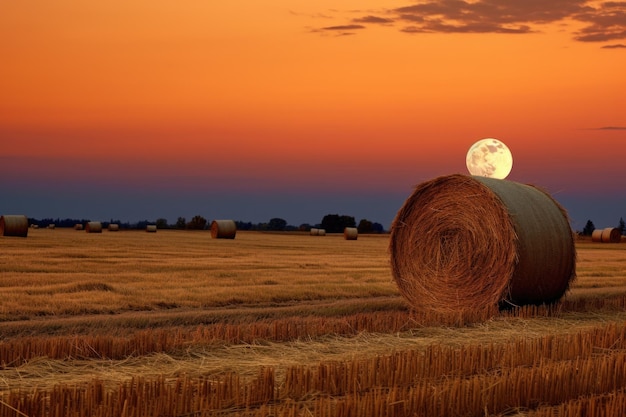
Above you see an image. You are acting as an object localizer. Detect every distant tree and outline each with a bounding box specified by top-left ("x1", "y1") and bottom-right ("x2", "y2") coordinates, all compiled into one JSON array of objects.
[
  {"x1": 582, "y1": 219, "x2": 595, "y2": 236},
  {"x1": 619, "y1": 217, "x2": 626, "y2": 235},
  {"x1": 371, "y1": 222, "x2": 385, "y2": 233},
  {"x1": 187, "y1": 215, "x2": 207, "y2": 230},
  {"x1": 175, "y1": 217, "x2": 186, "y2": 229},
  {"x1": 236, "y1": 221, "x2": 253, "y2": 231},
  {"x1": 357, "y1": 219, "x2": 373, "y2": 234},
  {"x1": 156, "y1": 218, "x2": 169, "y2": 229},
  {"x1": 321, "y1": 214, "x2": 356, "y2": 234},
  {"x1": 136, "y1": 220, "x2": 150, "y2": 230},
  {"x1": 268, "y1": 218, "x2": 287, "y2": 231}
]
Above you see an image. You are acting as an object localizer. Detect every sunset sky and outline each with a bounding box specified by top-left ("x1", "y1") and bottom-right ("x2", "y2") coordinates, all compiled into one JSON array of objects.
[{"x1": 1, "y1": 1, "x2": 625, "y2": 230}]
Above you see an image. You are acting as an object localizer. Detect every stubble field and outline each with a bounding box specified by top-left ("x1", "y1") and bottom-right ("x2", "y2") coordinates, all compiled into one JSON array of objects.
[{"x1": 1, "y1": 228, "x2": 626, "y2": 416}]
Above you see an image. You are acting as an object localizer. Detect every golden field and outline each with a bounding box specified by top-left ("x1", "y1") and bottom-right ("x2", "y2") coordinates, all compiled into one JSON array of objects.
[{"x1": 1, "y1": 228, "x2": 626, "y2": 416}]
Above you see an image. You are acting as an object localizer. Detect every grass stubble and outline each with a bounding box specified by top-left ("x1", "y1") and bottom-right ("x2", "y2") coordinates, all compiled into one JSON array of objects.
[{"x1": 0, "y1": 229, "x2": 625, "y2": 416}]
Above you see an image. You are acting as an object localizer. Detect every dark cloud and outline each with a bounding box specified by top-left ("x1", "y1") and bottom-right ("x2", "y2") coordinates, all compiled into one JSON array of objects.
[
  {"x1": 352, "y1": 15, "x2": 394, "y2": 24},
  {"x1": 310, "y1": 1, "x2": 626, "y2": 44},
  {"x1": 602, "y1": 43, "x2": 626, "y2": 48},
  {"x1": 321, "y1": 24, "x2": 366, "y2": 31},
  {"x1": 573, "y1": 2, "x2": 626, "y2": 41},
  {"x1": 598, "y1": 126, "x2": 626, "y2": 130}
]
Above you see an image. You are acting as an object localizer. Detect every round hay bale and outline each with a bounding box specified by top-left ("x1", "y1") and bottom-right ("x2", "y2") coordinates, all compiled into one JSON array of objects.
[
  {"x1": 601, "y1": 227, "x2": 621, "y2": 243},
  {"x1": 48, "y1": 224, "x2": 56, "y2": 229},
  {"x1": 389, "y1": 174, "x2": 576, "y2": 316},
  {"x1": 211, "y1": 220, "x2": 236, "y2": 239},
  {"x1": 74, "y1": 223, "x2": 84, "y2": 230},
  {"x1": 146, "y1": 225, "x2": 157, "y2": 233},
  {"x1": 310, "y1": 228, "x2": 319, "y2": 236},
  {"x1": 85, "y1": 221, "x2": 103, "y2": 233},
  {"x1": 108, "y1": 223, "x2": 120, "y2": 232},
  {"x1": 344, "y1": 227, "x2": 358, "y2": 240},
  {"x1": 0, "y1": 215, "x2": 29, "y2": 237},
  {"x1": 591, "y1": 229, "x2": 604, "y2": 242},
  {"x1": 317, "y1": 228, "x2": 326, "y2": 236}
]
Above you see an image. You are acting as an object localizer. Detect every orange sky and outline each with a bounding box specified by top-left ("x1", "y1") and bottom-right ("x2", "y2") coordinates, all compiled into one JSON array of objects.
[{"x1": 1, "y1": 1, "x2": 625, "y2": 227}]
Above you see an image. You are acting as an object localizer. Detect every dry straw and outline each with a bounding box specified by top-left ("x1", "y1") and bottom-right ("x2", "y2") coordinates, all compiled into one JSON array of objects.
[
  {"x1": 146, "y1": 225, "x2": 157, "y2": 233},
  {"x1": 85, "y1": 221, "x2": 103, "y2": 233},
  {"x1": 211, "y1": 220, "x2": 236, "y2": 239},
  {"x1": 389, "y1": 174, "x2": 576, "y2": 316},
  {"x1": 0, "y1": 215, "x2": 29, "y2": 237},
  {"x1": 344, "y1": 227, "x2": 358, "y2": 240}
]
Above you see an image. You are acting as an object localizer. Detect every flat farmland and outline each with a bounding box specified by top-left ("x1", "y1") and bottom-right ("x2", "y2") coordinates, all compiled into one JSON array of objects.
[{"x1": 1, "y1": 228, "x2": 626, "y2": 416}]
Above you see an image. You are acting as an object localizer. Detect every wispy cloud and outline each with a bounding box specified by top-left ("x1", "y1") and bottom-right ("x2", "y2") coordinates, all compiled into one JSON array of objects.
[
  {"x1": 307, "y1": 1, "x2": 626, "y2": 46},
  {"x1": 352, "y1": 15, "x2": 394, "y2": 24},
  {"x1": 598, "y1": 126, "x2": 626, "y2": 130},
  {"x1": 321, "y1": 24, "x2": 366, "y2": 31}
]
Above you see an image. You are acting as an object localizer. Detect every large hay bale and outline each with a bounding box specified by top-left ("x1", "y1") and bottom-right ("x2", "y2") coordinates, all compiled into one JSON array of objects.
[
  {"x1": 389, "y1": 174, "x2": 576, "y2": 316},
  {"x1": 211, "y1": 220, "x2": 236, "y2": 239},
  {"x1": 146, "y1": 225, "x2": 157, "y2": 233},
  {"x1": 344, "y1": 227, "x2": 358, "y2": 240},
  {"x1": 0, "y1": 215, "x2": 29, "y2": 237},
  {"x1": 601, "y1": 227, "x2": 621, "y2": 243},
  {"x1": 85, "y1": 221, "x2": 103, "y2": 233}
]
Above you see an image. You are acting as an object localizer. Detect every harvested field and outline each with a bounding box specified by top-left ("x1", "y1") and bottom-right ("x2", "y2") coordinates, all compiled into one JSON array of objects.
[{"x1": 0, "y1": 229, "x2": 625, "y2": 416}]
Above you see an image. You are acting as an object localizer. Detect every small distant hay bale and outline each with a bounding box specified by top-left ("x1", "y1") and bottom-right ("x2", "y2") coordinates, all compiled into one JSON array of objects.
[
  {"x1": 310, "y1": 228, "x2": 319, "y2": 236},
  {"x1": 31, "y1": 224, "x2": 39, "y2": 229},
  {"x1": 85, "y1": 221, "x2": 103, "y2": 233},
  {"x1": 591, "y1": 229, "x2": 604, "y2": 242},
  {"x1": 601, "y1": 227, "x2": 621, "y2": 243},
  {"x1": 344, "y1": 227, "x2": 358, "y2": 240},
  {"x1": 48, "y1": 224, "x2": 55, "y2": 229},
  {"x1": 389, "y1": 174, "x2": 576, "y2": 317},
  {"x1": 74, "y1": 224, "x2": 84, "y2": 230},
  {"x1": 0, "y1": 215, "x2": 29, "y2": 237},
  {"x1": 146, "y1": 225, "x2": 157, "y2": 233},
  {"x1": 108, "y1": 224, "x2": 120, "y2": 232},
  {"x1": 211, "y1": 220, "x2": 236, "y2": 239}
]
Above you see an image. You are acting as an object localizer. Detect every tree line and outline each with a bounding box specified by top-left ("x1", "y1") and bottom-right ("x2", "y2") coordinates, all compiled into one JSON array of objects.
[
  {"x1": 580, "y1": 217, "x2": 626, "y2": 236},
  {"x1": 28, "y1": 214, "x2": 387, "y2": 233}
]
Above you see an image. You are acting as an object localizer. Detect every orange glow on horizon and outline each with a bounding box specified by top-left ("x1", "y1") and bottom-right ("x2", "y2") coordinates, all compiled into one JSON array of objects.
[{"x1": 1, "y1": 1, "x2": 625, "y2": 197}]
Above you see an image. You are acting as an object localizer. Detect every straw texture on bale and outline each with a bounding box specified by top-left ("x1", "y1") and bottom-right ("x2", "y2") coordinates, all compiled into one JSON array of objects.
[
  {"x1": 389, "y1": 174, "x2": 576, "y2": 315},
  {"x1": 601, "y1": 227, "x2": 621, "y2": 243},
  {"x1": 85, "y1": 221, "x2": 103, "y2": 233},
  {"x1": 211, "y1": 220, "x2": 236, "y2": 239},
  {"x1": 108, "y1": 223, "x2": 120, "y2": 231},
  {"x1": 0, "y1": 215, "x2": 29, "y2": 237},
  {"x1": 146, "y1": 225, "x2": 157, "y2": 233},
  {"x1": 344, "y1": 227, "x2": 358, "y2": 240}
]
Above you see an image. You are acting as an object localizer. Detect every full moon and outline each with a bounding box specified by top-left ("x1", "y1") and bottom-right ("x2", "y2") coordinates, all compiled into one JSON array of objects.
[{"x1": 465, "y1": 138, "x2": 513, "y2": 179}]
